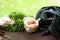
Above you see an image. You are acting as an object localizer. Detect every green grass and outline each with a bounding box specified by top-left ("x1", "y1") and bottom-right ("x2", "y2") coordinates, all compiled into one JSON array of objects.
[{"x1": 0, "y1": 0, "x2": 60, "y2": 17}]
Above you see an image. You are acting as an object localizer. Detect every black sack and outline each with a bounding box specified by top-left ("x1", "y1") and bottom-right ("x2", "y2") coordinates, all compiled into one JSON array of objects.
[{"x1": 36, "y1": 6, "x2": 60, "y2": 39}]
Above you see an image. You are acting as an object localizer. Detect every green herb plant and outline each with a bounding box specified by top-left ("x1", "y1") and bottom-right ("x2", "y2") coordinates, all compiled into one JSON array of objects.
[{"x1": 6, "y1": 12, "x2": 26, "y2": 32}]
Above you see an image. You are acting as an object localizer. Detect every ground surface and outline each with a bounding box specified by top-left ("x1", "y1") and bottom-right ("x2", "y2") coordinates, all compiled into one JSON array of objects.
[{"x1": 4, "y1": 31, "x2": 56, "y2": 40}]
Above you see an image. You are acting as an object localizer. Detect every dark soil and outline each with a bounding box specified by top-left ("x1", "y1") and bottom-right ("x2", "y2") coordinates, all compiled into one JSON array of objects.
[{"x1": 3, "y1": 31, "x2": 56, "y2": 40}]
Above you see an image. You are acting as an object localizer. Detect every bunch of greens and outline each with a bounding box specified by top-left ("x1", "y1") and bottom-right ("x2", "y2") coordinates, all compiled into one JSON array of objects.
[{"x1": 6, "y1": 12, "x2": 26, "y2": 32}]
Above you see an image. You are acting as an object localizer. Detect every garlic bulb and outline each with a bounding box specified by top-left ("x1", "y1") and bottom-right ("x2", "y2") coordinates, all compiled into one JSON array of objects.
[
  {"x1": 2, "y1": 16, "x2": 11, "y2": 22},
  {"x1": 23, "y1": 17, "x2": 40, "y2": 33},
  {"x1": 0, "y1": 16, "x2": 14, "y2": 27},
  {"x1": 0, "y1": 18, "x2": 5, "y2": 26}
]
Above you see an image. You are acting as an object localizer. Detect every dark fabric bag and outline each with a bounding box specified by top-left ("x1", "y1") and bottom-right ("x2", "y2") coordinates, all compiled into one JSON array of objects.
[{"x1": 36, "y1": 6, "x2": 60, "y2": 40}]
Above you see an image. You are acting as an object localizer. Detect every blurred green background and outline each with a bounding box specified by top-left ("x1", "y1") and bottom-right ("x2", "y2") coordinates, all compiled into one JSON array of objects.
[{"x1": 0, "y1": 0, "x2": 60, "y2": 17}]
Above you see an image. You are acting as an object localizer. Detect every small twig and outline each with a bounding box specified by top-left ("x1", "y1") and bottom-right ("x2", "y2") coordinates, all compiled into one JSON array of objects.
[
  {"x1": 47, "y1": 18, "x2": 53, "y2": 20},
  {"x1": 3, "y1": 35, "x2": 10, "y2": 38}
]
